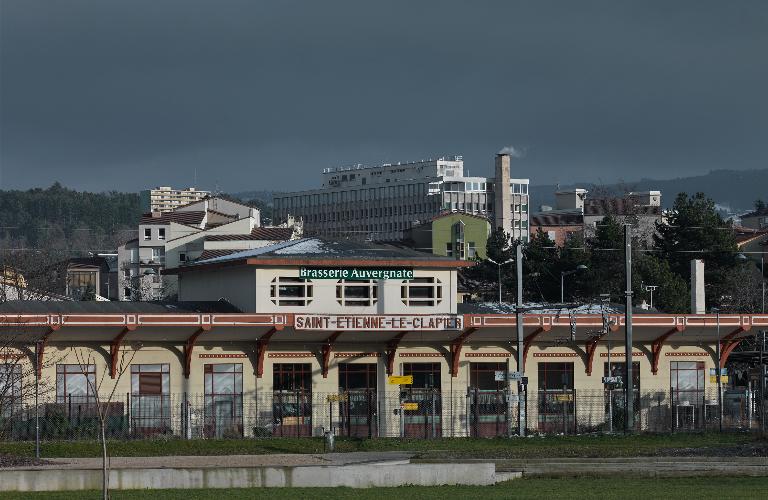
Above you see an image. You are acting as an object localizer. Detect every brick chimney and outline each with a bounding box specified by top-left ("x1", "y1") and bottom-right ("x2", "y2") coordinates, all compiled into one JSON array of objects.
[{"x1": 494, "y1": 154, "x2": 512, "y2": 234}]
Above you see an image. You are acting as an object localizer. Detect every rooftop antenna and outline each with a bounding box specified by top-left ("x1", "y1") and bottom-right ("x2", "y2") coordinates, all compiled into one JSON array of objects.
[{"x1": 194, "y1": 168, "x2": 197, "y2": 187}]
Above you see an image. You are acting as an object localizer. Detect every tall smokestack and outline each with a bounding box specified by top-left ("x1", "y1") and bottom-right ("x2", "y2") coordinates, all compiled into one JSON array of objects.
[
  {"x1": 494, "y1": 154, "x2": 512, "y2": 234},
  {"x1": 691, "y1": 259, "x2": 705, "y2": 314}
]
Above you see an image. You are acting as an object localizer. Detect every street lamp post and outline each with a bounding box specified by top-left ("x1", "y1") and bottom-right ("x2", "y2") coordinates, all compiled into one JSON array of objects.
[
  {"x1": 644, "y1": 285, "x2": 659, "y2": 310},
  {"x1": 762, "y1": 255, "x2": 765, "y2": 314},
  {"x1": 712, "y1": 308, "x2": 723, "y2": 432},
  {"x1": 560, "y1": 265, "x2": 588, "y2": 303},
  {"x1": 34, "y1": 340, "x2": 41, "y2": 460},
  {"x1": 487, "y1": 257, "x2": 514, "y2": 304}
]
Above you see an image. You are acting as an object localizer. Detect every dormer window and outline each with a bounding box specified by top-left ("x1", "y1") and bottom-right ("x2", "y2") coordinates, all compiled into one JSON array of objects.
[
  {"x1": 401, "y1": 277, "x2": 442, "y2": 307},
  {"x1": 270, "y1": 277, "x2": 313, "y2": 306},
  {"x1": 336, "y1": 280, "x2": 377, "y2": 307}
]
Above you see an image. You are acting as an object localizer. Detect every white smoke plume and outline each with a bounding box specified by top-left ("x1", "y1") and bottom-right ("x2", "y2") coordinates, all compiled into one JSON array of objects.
[{"x1": 498, "y1": 145, "x2": 526, "y2": 158}]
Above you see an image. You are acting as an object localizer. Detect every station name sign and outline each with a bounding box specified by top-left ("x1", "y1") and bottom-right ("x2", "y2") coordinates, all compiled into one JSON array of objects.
[
  {"x1": 295, "y1": 314, "x2": 463, "y2": 331},
  {"x1": 299, "y1": 267, "x2": 413, "y2": 280}
]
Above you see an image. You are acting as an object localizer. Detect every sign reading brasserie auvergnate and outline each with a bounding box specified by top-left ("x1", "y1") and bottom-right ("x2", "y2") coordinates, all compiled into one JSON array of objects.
[{"x1": 299, "y1": 267, "x2": 414, "y2": 280}]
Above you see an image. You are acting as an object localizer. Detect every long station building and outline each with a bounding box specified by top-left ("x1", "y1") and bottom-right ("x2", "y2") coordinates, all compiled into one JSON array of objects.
[{"x1": 1, "y1": 238, "x2": 763, "y2": 438}]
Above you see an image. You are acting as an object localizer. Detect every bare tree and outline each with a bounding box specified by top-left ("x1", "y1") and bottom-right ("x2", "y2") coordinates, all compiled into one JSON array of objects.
[
  {"x1": 71, "y1": 345, "x2": 138, "y2": 500},
  {"x1": 0, "y1": 251, "x2": 67, "y2": 442}
]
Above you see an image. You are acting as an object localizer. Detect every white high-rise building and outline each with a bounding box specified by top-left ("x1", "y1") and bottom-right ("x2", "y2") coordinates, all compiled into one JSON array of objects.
[
  {"x1": 273, "y1": 154, "x2": 530, "y2": 242},
  {"x1": 140, "y1": 186, "x2": 211, "y2": 213}
]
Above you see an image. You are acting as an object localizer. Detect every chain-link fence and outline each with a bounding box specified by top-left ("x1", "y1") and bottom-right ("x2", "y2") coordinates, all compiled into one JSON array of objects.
[{"x1": 1, "y1": 388, "x2": 765, "y2": 441}]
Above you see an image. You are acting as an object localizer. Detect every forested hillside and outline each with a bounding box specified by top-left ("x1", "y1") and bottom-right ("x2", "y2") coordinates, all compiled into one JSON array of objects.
[{"x1": 0, "y1": 183, "x2": 140, "y2": 252}]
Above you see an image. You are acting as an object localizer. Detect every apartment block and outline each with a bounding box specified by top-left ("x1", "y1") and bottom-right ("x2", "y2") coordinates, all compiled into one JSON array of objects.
[{"x1": 140, "y1": 186, "x2": 210, "y2": 213}]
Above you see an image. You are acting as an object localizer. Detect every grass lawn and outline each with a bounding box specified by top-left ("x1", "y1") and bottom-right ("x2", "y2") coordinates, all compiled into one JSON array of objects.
[
  {"x1": 0, "y1": 432, "x2": 761, "y2": 459},
  {"x1": 2, "y1": 477, "x2": 767, "y2": 499}
]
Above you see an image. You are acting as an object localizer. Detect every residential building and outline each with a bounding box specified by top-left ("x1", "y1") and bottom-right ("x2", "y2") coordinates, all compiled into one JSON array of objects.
[
  {"x1": 406, "y1": 212, "x2": 491, "y2": 260},
  {"x1": 530, "y1": 189, "x2": 663, "y2": 246},
  {"x1": 140, "y1": 186, "x2": 210, "y2": 213},
  {"x1": 0, "y1": 267, "x2": 67, "y2": 301},
  {"x1": 65, "y1": 255, "x2": 118, "y2": 300},
  {"x1": 273, "y1": 153, "x2": 530, "y2": 243},
  {"x1": 118, "y1": 196, "x2": 265, "y2": 301},
  {"x1": 739, "y1": 210, "x2": 768, "y2": 230}
]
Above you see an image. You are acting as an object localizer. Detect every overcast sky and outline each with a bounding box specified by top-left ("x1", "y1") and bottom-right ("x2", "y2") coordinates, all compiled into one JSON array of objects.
[{"x1": 1, "y1": 1, "x2": 766, "y2": 193}]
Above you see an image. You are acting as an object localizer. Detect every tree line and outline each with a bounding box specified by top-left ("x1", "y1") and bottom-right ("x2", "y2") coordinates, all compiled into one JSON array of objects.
[
  {"x1": 0, "y1": 183, "x2": 141, "y2": 252},
  {"x1": 469, "y1": 193, "x2": 765, "y2": 313}
]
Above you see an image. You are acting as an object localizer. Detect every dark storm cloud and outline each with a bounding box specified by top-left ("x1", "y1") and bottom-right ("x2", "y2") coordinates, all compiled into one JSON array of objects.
[{"x1": 1, "y1": 0, "x2": 766, "y2": 192}]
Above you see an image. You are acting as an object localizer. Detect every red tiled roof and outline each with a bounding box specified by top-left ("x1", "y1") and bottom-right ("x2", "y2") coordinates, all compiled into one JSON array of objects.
[
  {"x1": 197, "y1": 249, "x2": 238, "y2": 261},
  {"x1": 205, "y1": 227, "x2": 294, "y2": 242},
  {"x1": 140, "y1": 211, "x2": 205, "y2": 226},
  {"x1": 206, "y1": 209, "x2": 238, "y2": 219},
  {"x1": 530, "y1": 212, "x2": 583, "y2": 226},
  {"x1": 583, "y1": 199, "x2": 661, "y2": 217}
]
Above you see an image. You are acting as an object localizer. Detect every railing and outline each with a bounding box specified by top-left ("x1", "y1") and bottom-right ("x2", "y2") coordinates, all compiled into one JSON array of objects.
[{"x1": 0, "y1": 388, "x2": 765, "y2": 441}]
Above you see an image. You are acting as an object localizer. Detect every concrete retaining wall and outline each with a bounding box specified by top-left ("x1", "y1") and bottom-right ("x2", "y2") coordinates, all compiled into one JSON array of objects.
[{"x1": 0, "y1": 463, "x2": 500, "y2": 491}]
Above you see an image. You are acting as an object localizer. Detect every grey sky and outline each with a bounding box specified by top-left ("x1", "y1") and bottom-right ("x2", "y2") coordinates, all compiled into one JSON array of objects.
[{"x1": 1, "y1": 0, "x2": 766, "y2": 193}]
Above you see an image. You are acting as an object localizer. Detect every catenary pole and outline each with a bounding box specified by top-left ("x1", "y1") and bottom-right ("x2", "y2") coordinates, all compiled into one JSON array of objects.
[
  {"x1": 516, "y1": 244, "x2": 526, "y2": 436},
  {"x1": 624, "y1": 224, "x2": 634, "y2": 432},
  {"x1": 760, "y1": 330, "x2": 765, "y2": 434},
  {"x1": 35, "y1": 340, "x2": 40, "y2": 459}
]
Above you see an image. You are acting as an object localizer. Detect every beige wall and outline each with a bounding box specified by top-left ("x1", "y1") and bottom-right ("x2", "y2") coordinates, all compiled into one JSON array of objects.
[
  {"x1": 16, "y1": 339, "x2": 720, "y2": 438},
  {"x1": 179, "y1": 265, "x2": 460, "y2": 314},
  {"x1": 178, "y1": 266, "x2": 257, "y2": 312}
]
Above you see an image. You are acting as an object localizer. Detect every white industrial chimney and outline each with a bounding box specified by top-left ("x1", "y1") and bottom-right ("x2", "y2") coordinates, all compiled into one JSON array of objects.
[{"x1": 690, "y1": 259, "x2": 705, "y2": 314}]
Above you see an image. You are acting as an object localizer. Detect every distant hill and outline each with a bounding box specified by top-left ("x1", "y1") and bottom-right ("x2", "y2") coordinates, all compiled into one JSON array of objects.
[
  {"x1": 237, "y1": 169, "x2": 766, "y2": 215},
  {"x1": 231, "y1": 190, "x2": 276, "y2": 205},
  {"x1": 0, "y1": 183, "x2": 140, "y2": 252},
  {"x1": 529, "y1": 169, "x2": 767, "y2": 213}
]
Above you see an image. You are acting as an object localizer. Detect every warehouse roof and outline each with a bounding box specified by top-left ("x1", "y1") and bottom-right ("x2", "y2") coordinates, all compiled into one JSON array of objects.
[{"x1": 166, "y1": 238, "x2": 473, "y2": 273}]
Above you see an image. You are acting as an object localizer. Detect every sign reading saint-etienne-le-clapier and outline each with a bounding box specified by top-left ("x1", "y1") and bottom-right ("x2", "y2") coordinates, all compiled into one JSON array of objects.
[
  {"x1": 299, "y1": 267, "x2": 414, "y2": 280},
  {"x1": 295, "y1": 314, "x2": 463, "y2": 331}
]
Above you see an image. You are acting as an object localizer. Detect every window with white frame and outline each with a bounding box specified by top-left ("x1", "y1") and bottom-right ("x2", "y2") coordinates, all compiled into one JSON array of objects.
[
  {"x1": 144, "y1": 228, "x2": 151, "y2": 240},
  {"x1": 270, "y1": 277, "x2": 313, "y2": 306},
  {"x1": 158, "y1": 228, "x2": 166, "y2": 240},
  {"x1": 468, "y1": 242, "x2": 477, "y2": 259},
  {"x1": 401, "y1": 277, "x2": 442, "y2": 307},
  {"x1": 336, "y1": 280, "x2": 377, "y2": 306}
]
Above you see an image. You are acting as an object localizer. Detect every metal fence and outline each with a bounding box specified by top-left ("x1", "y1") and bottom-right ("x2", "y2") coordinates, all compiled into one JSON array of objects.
[{"x1": 1, "y1": 388, "x2": 765, "y2": 441}]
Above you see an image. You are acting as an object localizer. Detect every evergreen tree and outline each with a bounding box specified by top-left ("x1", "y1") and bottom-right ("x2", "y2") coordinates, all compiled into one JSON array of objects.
[
  {"x1": 583, "y1": 214, "x2": 625, "y2": 301},
  {"x1": 523, "y1": 229, "x2": 559, "y2": 302},
  {"x1": 654, "y1": 192, "x2": 738, "y2": 309}
]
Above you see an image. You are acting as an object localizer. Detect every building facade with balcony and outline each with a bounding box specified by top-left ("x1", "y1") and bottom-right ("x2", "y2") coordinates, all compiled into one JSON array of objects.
[{"x1": 140, "y1": 186, "x2": 210, "y2": 213}]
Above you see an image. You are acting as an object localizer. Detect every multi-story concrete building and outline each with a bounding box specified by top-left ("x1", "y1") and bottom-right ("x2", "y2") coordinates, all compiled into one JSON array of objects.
[
  {"x1": 140, "y1": 186, "x2": 210, "y2": 213},
  {"x1": 273, "y1": 154, "x2": 530, "y2": 242}
]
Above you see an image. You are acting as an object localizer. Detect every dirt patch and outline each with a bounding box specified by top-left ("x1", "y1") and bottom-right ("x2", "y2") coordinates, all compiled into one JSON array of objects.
[
  {"x1": 0, "y1": 454, "x2": 53, "y2": 468},
  {"x1": 659, "y1": 442, "x2": 768, "y2": 457}
]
